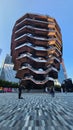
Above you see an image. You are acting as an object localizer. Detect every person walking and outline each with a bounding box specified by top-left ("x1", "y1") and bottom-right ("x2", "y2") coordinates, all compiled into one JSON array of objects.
[
  {"x1": 50, "y1": 87, "x2": 55, "y2": 97},
  {"x1": 18, "y1": 84, "x2": 23, "y2": 99}
]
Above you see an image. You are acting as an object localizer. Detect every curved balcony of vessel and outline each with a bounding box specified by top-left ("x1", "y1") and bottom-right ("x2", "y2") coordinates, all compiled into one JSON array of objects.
[
  {"x1": 14, "y1": 32, "x2": 49, "y2": 43},
  {"x1": 13, "y1": 45, "x2": 48, "y2": 65},
  {"x1": 45, "y1": 56, "x2": 60, "y2": 71},
  {"x1": 15, "y1": 26, "x2": 30, "y2": 38},
  {"x1": 16, "y1": 67, "x2": 30, "y2": 79},
  {"x1": 49, "y1": 70, "x2": 58, "y2": 79},
  {"x1": 15, "y1": 52, "x2": 47, "y2": 63},
  {"x1": 15, "y1": 18, "x2": 49, "y2": 32},
  {"x1": 15, "y1": 28, "x2": 62, "y2": 48},
  {"x1": 17, "y1": 54, "x2": 47, "y2": 63},
  {"x1": 55, "y1": 26, "x2": 62, "y2": 41},
  {"x1": 15, "y1": 13, "x2": 53, "y2": 24},
  {"x1": 14, "y1": 45, "x2": 34, "y2": 59},
  {"x1": 54, "y1": 19, "x2": 61, "y2": 34},
  {"x1": 14, "y1": 33, "x2": 62, "y2": 51},
  {"x1": 11, "y1": 29, "x2": 27, "y2": 54},
  {"x1": 15, "y1": 26, "x2": 48, "y2": 39},
  {"x1": 47, "y1": 47, "x2": 62, "y2": 58},
  {"x1": 14, "y1": 43, "x2": 61, "y2": 62},
  {"x1": 14, "y1": 53, "x2": 60, "y2": 71},
  {"x1": 15, "y1": 63, "x2": 57, "y2": 78},
  {"x1": 51, "y1": 62, "x2": 60, "y2": 71},
  {"x1": 28, "y1": 13, "x2": 54, "y2": 23},
  {"x1": 21, "y1": 81, "x2": 49, "y2": 88},
  {"x1": 15, "y1": 50, "x2": 60, "y2": 63},
  {"x1": 15, "y1": 17, "x2": 61, "y2": 37},
  {"x1": 15, "y1": 13, "x2": 30, "y2": 24},
  {"x1": 14, "y1": 43, "x2": 48, "y2": 60},
  {"x1": 15, "y1": 41, "x2": 47, "y2": 52},
  {"x1": 21, "y1": 78, "x2": 54, "y2": 88},
  {"x1": 47, "y1": 24, "x2": 62, "y2": 39},
  {"x1": 55, "y1": 37, "x2": 62, "y2": 46},
  {"x1": 12, "y1": 35, "x2": 28, "y2": 59},
  {"x1": 15, "y1": 23, "x2": 60, "y2": 37},
  {"x1": 14, "y1": 36, "x2": 48, "y2": 49},
  {"x1": 15, "y1": 14, "x2": 55, "y2": 29},
  {"x1": 16, "y1": 63, "x2": 58, "y2": 78},
  {"x1": 47, "y1": 56, "x2": 60, "y2": 64},
  {"x1": 14, "y1": 54, "x2": 46, "y2": 70},
  {"x1": 14, "y1": 35, "x2": 62, "y2": 53},
  {"x1": 47, "y1": 32, "x2": 62, "y2": 44},
  {"x1": 14, "y1": 34, "x2": 49, "y2": 48},
  {"x1": 14, "y1": 14, "x2": 62, "y2": 41},
  {"x1": 48, "y1": 40, "x2": 62, "y2": 52},
  {"x1": 21, "y1": 76, "x2": 54, "y2": 85}
]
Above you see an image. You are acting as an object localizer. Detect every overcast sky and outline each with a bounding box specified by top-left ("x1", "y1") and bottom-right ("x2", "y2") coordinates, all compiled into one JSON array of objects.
[{"x1": 0, "y1": 0, "x2": 73, "y2": 80}]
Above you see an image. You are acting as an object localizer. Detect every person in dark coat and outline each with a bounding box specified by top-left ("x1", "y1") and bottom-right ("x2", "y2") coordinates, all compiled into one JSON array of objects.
[
  {"x1": 18, "y1": 84, "x2": 23, "y2": 99},
  {"x1": 50, "y1": 87, "x2": 55, "y2": 97}
]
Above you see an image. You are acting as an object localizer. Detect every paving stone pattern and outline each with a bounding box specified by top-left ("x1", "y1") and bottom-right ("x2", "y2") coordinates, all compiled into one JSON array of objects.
[{"x1": 0, "y1": 93, "x2": 73, "y2": 130}]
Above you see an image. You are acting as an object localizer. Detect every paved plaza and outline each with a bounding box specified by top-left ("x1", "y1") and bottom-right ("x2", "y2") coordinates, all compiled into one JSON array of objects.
[{"x1": 0, "y1": 92, "x2": 73, "y2": 130}]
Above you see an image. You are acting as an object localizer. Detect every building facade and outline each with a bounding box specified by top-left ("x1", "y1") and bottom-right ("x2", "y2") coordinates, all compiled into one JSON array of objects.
[
  {"x1": 11, "y1": 13, "x2": 62, "y2": 89},
  {"x1": 0, "y1": 54, "x2": 19, "y2": 83},
  {"x1": 58, "y1": 58, "x2": 67, "y2": 84}
]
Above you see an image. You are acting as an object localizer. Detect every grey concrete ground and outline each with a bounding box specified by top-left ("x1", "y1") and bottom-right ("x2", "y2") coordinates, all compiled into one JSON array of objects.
[{"x1": 0, "y1": 92, "x2": 73, "y2": 130}]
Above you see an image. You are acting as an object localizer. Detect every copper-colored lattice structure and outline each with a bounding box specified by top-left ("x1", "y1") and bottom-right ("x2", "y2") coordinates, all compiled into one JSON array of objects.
[{"x1": 11, "y1": 13, "x2": 62, "y2": 89}]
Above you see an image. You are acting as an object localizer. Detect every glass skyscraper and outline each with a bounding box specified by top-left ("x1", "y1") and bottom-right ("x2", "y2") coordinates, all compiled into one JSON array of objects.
[
  {"x1": 58, "y1": 59, "x2": 67, "y2": 84},
  {"x1": 0, "y1": 54, "x2": 19, "y2": 83}
]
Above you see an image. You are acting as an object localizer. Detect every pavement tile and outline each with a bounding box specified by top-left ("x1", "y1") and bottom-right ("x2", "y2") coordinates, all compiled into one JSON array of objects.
[{"x1": 0, "y1": 93, "x2": 73, "y2": 130}]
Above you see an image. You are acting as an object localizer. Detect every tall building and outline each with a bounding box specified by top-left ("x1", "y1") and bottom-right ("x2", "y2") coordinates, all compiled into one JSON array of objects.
[
  {"x1": 11, "y1": 13, "x2": 62, "y2": 89},
  {"x1": 4, "y1": 54, "x2": 12, "y2": 64},
  {"x1": 0, "y1": 54, "x2": 19, "y2": 83},
  {"x1": 58, "y1": 58, "x2": 67, "y2": 83}
]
